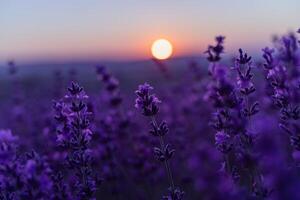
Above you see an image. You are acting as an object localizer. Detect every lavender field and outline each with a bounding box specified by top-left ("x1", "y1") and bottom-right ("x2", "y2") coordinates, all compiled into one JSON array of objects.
[{"x1": 1, "y1": 29, "x2": 300, "y2": 199}]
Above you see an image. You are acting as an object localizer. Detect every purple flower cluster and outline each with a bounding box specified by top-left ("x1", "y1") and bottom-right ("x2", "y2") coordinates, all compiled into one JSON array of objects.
[
  {"x1": 135, "y1": 83, "x2": 184, "y2": 200},
  {"x1": 96, "y1": 65, "x2": 122, "y2": 107},
  {"x1": 54, "y1": 82, "x2": 101, "y2": 199},
  {"x1": 262, "y1": 33, "x2": 300, "y2": 158},
  {"x1": 205, "y1": 36, "x2": 225, "y2": 63},
  {"x1": 205, "y1": 37, "x2": 270, "y2": 198},
  {"x1": 0, "y1": 130, "x2": 53, "y2": 200}
]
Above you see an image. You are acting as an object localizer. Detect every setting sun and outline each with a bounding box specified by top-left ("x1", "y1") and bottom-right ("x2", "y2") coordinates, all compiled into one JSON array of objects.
[{"x1": 151, "y1": 39, "x2": 173, "y2": 60}]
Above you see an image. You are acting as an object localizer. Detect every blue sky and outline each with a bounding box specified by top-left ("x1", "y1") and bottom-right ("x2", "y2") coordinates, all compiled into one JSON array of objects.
[{"x1": 0, "y1": 0, "x2": 299, "y2": 62}]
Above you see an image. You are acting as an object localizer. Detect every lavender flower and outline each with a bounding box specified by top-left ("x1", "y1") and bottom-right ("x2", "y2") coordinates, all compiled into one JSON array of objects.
[
  {"x1": 96, "y1": 65, "x2": 122, "y2": 107},
  {"x1": 54, "y1": 82, "x2": 100, "y2": 199},
  {"x1": 205, "y1": 36, "x2": 225, "y2": 62},
  {"x1": 135, "y1": 83, "x2": 161, "y2": 116},
  {"x1": 215, "y1": 130, "x2": 232, "y2": 153},
  {"x1": 261, "y1": 41, "x2": 300, "y2": 156},
  {"x1": 135, "y1": 83, "x2": 184, "y2": 199},
  {"x1": 206, "y1": 39, "x2": 269, "y2": 198},
  {"x1": 0, "y1": 132, "x2": 53, "y2": 200}
]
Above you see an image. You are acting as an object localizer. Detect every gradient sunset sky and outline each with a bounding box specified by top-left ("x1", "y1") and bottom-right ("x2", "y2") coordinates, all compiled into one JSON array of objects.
[{"x1": 1, "y1": 0, "x2": 299, "y2": 63}]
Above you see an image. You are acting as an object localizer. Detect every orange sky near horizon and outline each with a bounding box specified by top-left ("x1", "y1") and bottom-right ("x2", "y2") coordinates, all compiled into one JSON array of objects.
[{"x1": 1, "y1": 0, "x2": 300, "y2": 63}]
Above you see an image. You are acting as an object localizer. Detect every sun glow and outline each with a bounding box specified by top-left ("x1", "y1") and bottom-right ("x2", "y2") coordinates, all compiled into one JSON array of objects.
[{"x1": 151, "y1": 39, "x2": 173, "y2": 60}]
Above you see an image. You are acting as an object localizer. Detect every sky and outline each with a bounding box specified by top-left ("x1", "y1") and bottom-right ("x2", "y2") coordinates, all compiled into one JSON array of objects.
[{"x1": 0, "y1": 0, "x2": 299, "y2": 63}]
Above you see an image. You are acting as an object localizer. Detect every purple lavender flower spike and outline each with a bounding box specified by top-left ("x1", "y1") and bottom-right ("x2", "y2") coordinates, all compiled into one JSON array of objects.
[
  {"x1": 135, "y1": 83, "x2": 161, "y2": 116},
  {"x1": 135, "y1": 83, "x2": 184, "y2": 199},
  {"x1": 205, "y1": 36, "x2": 225, "y2": 63},
  {"x1": 54, "y1": 82, "x2": 100, "y2": 199}
]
